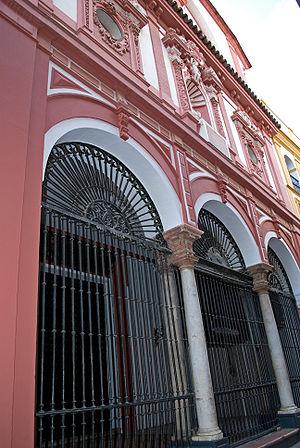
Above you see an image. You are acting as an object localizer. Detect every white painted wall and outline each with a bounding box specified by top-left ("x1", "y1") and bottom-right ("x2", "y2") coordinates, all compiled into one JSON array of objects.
[
  {"x1": 53, "y1": 0, "x2": 77, "y2": 22},
  {"x1": 223, "y1": 95, "x2": 247, "y2": 165},
  {"x1": 139, "y1": 25, "x2": 159, "y2": 90},
  {"x1": 186, "y1": 0, "x2": 234, "y2": 66}
]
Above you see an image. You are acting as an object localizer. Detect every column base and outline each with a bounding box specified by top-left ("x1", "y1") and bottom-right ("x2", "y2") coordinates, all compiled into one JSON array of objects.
[
  {"x1": 170, "y1": 439, "x2": 228, "y2": 448},
  {"x1": 278, "y1": 408, "x2": 300, "y2": 428}
]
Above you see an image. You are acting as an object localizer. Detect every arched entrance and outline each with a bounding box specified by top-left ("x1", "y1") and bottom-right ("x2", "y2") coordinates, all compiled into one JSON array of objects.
[
  {"x1": 268, "y1": 246, "x2": 300, "y2": 406},
  {"x1": 193, "y1": 209, "x2": 280, "y2": 444},
  {"x1": 35, "y1": 142, "x2": 195, "y2": 447}
]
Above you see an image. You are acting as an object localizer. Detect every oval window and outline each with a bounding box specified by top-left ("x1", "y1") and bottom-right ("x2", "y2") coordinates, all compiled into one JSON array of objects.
[
  {"x1": 247, "y1": 144, "x2": 258, "y2": 164},
  {"x1": 96, "y1": 9, "x2": 123, "y2": 41}
]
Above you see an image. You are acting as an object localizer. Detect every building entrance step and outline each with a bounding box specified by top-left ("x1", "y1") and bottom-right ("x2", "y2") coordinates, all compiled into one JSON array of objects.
[{"x1": 241, "y1": 428, "x2": 300, "y2": 448}]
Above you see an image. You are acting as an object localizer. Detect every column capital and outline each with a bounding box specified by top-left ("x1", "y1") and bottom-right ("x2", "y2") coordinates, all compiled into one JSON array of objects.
[
  {"x1": 248, "y1": 262, "x2": 273, "y2": 293},
  {"x1": 164, "y1": 224, "x2": 203, "y2": 269}
]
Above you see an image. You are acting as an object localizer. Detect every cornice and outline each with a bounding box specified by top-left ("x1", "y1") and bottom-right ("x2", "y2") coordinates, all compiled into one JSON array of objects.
[
  {"x1": 200, "y1": 0, "x2": 251, "y2": 70},
  {"x1": 274, "y1": 132, "x2": 300, "y2": 157},
  {"x1": 164, "y1": 0, "x2": 280, "y2": 130}
]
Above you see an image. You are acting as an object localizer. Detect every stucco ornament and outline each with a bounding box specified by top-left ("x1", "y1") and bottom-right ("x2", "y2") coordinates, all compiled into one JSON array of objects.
[
  {"x1": 162, "y1": 29, "x2": 209, "y2": 113},
  {"x1": 202, "y1": 66, "x2": 222, "y2": 91},
  {"x1": 203, "y1": 75, "x2": 226, "y2": 137},
  {"x1": 93, "y1": 0, "x2": 130, "y2": 54},
  {"x1": 116, "y1": 93, "x2": 131, "y2": 140},
  {"x1": 216, "y1": 172, "x2": 228, "y2": 203},
  {"x1": 233, "y1": 113, "x2": 267, "y2": 176},
  {"x1": 165, "y1": 46, "x2": 190, "y2": 112},
  {"x1": 232, "y1": 109, "x2": 265, "y2": 143}
]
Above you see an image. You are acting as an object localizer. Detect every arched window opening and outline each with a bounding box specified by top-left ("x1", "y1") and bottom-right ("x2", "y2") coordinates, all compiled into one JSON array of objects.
[
  {"x1": 43, "y1": 142, "x2": 164, "y2": 242},
  {"x1": 284, "y1": 155, "x2": 300, "y2": 192},
  {"x1": 36, "y1": 142, "x2": 196, "y2": 447},
  {"x1": 268, "y1": 247, "x2": 300, "y2": 405},
  {"x1": 193, "y1": 208, "x2": 279, "y2": 444},
  {"x1": 194, "y1": 209, "x2": 246, "y2": 272}
]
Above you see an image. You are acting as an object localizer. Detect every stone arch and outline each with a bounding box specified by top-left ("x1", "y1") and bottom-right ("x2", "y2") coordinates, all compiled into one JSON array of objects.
[
  {"x1": 195, "y1": 192, "x2": 262, "y2": 267},
  {"x1": 265, "y1": 232, "x2": 300, "y2": 305},
  {"x1": 44, "y1": 117, "x2": 183, "y2": 231}
]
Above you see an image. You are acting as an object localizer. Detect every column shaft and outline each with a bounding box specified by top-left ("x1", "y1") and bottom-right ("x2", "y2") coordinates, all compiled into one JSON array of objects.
[
  {"x1": 258, "y1": 291, "x2": 297, "y2": 413},
  {"x1": 164, "y1": 223, "x2": 223, "y2": 442},
  {"x1": 180, "y1": 266, "x2": 222, "y2": 439},
  {"x1": 249, "y1": 263, "x2": 298, "y2": 415}
]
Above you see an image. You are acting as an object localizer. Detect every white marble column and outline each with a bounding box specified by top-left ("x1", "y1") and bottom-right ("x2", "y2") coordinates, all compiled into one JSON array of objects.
[
  {"x1": 249, "y1": 263, "x2": 298, "y2": 415},
  {"x1": 164, "y1": 224, "x2": 223, "y2": 441}
]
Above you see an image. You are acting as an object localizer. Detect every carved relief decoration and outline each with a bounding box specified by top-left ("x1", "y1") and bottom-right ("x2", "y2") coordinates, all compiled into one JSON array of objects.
[
  {"x1": 216, "y1": 172, "x2": 228, "y2": 203},
  {"x1": 202, "y1": 66, "x2": 222, "y2": 92},
  {"x1": 204, "y1": 84, "x2": 225, "y2": 137},
  {"x1": 162, "y1": 28, "x2": 208, "y2": 112},
  {"x1": 234, "y1": 119, "x2": 265, "y2": 177},
  {"x1": 129, "y1": 21, "x2": 142, "y2": 72},
  {"x1": 232, "y1": 109, "x2": 265, "y2": 144},
  {"x1": 93, "y1": 0, "x2": 129, "y2": 54},
  {"x1": 166, "y1": 46, "x2": 190, "y2": 112},
  {"x1": 93, "y1": 0, "x2": 147, "y2": 55},
  {"x1": 116, "y1": 94, "x2": 130, "y2": 140},
  {"x1": 84, "y1": 0, "x2": 90, "y2": 27}
]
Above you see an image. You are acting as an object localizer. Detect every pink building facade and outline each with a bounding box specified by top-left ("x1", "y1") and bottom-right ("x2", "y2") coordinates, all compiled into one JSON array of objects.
[{"x1": 1, "y1": 0, "x2": 300, "y2": 447}]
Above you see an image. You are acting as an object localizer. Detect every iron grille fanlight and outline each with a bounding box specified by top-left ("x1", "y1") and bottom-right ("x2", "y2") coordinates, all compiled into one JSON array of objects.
[
  {"x1": 267, "y1": 247, "x2": 293, "y2": 296},
  {"x1": 43, "y1": 142, "x2": 164, "y2": 243},
  {"x1": 194, "y1": 209, "x2": 246, "y2": 272}
]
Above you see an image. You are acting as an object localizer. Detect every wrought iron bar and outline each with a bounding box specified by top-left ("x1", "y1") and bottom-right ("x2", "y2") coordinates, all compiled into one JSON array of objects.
[
  {"x1": 36, "y1": 204, "x2": 196, "y2": 447},
  {"x1": 194, "y1": 268, "x2": 280, "y2": 444},
  {"x1": 268, "y1": 247, "x2": 300, "y2": 407},
  {"x1": 36, "y1": 142, "x2": 197, "y2": 447}
]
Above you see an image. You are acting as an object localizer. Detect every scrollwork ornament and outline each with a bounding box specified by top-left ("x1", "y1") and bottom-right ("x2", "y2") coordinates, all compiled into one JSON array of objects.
[
  {"x1": 93, "y1": 0, "x2": 130, "y2": 55},
  {"x1": 130, "y1": 22, "x2": 142, "y2": 71},
  {"x1": 86, "y1": 200, "x2": 131, "y2": 233},
  {"x1": 166, "y1": 47, "x2": 190, "y2": 112}
]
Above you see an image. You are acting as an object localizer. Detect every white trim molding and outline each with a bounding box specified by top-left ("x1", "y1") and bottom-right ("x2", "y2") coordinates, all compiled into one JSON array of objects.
[{"x1": 43, "y1": 118, "x2": 183, "y2": 231}]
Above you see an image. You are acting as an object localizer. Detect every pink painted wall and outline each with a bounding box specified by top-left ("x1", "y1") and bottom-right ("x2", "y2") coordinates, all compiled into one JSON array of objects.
[{"x1": 0, "y1": 16, "x2": 49, "y2": 448}]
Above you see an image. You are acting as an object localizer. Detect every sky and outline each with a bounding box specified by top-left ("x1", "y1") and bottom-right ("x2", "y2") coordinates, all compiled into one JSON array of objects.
[{"x1": 210, "y1": 0, "x2": 300, "y2": 136}]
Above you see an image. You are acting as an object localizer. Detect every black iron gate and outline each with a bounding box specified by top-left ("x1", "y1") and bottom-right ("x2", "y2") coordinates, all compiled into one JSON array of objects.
[
  {"x1": 268, "y1": 247, "x2": 300, "y2": 406},
  {"x1": 194, "y1": 210, "x2": 280, "y2": 445},
  {"x1": 35, "y1": 142, "x2": 196, "y2": 447}
]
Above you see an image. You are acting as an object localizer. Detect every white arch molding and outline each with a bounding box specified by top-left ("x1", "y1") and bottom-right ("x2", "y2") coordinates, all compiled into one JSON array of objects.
[
  {"x1": 265, "y1": 232, "x2": 300, "y2": 305},
  {"x1": 194, "y1": 193, "x2": 262, "y2": 267},
  {"x1": 43, "y1": 118, "x2": 183, "y2": 232}
]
